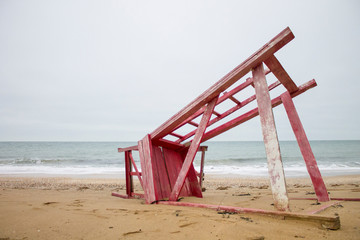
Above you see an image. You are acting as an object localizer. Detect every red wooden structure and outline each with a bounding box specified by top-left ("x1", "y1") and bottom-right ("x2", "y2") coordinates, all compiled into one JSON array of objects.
[{"x1": 116, "y1": 27, "x2": 331, "y2": 211}]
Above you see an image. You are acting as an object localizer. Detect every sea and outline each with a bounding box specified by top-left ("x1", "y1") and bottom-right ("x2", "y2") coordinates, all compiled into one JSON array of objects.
[{"x1": 0, "y1": 141, "x2": 359, "y2": 178}]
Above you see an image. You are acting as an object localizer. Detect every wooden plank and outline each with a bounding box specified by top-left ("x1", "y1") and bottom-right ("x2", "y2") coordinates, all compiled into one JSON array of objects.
[
  {"x1": 264, "y1": 54, "x2": 298, "y2": 93},
  {"x1": 138, "y1": 135, "x2": 158, "y2": 204},
  {"x1": 291, "y1": 197, "x2": 360, "y2": 201},
  {"x1": 201, "y1": 79, "x2": 317, "y2": 142},
  {"x1": 157, "y1": 201, "x2": 340, "y2": 230},
  {"x1": 162, "y1": 148, "x2": 191, "y2": 197},
  {"x1": 118, "y1": 145, "x2": 138, "y2": 152},
  {"x1": 199, "y1": 146, "x2": 207, "y2": 188},
  {"x1": 281, "y1": 91, "x2": 330, "y2": 202},
  {"x1": 169, "y1": 97, "x2": 218, "y2": 201},
  {"x1": 180, "y1": 149, "x2": 203, "y2": 198},
  {"x1": 150, "y1": 145, "x2": 165, "y2": 200},
  {"x1": 152, "y1": 138, "x2": 185, "y2": 150},
  {"x1": 124, "y1": 151, "x2": 133, "y2": 197},
  {"x1": 253, "y1": 63, "x2": 289, "y2": 212},
  {"x1": 228, "y1": 95, "x2": 241, "y2": 105},
  {"x1": 169, "y1": 132, "x2": 184, "y2": 139},
  {"x1": 188, "y1": 121, "x2": 199, "y2": 127},
  {"x1": 307, "y1": 201, "x2": 341, "y2": 214},
  {"x1": 152, "y1": 146, "x2": 172, "y2": 199},
  {"x1": 150, "y1": 27, "x2": 295, "y2": 140}
]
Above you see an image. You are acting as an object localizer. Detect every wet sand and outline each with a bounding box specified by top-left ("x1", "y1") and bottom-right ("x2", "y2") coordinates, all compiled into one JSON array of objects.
[{"x1": 0, "y1": 175, "x2": 360, "y2": 239}]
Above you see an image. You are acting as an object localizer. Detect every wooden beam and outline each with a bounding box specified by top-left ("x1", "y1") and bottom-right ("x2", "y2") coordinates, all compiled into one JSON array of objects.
[
  {"x1": 201, "y1": 79, "x2": 317, "y2": 142},
  {"x1": 264, "y1": 55, "x2": 298, "y2": 93},
  {"x1": 253, "y1": 63, "x2": 289, "y2": 212},
  {"x1": 152, "y1": 138, "x2": 186, "y2": 150},
  {"x1": 169, "y1": 132, "x2": 184, "y2": 139},
  {"x1": 228, "y1": 95, "x2": 241, "y2": 105},
  {"x1": 124, "y1": 151, "x2": 133, "y2": 197},
  {"x1": 138, "y1": 135, "x2": 158, "y2": 204},
  {"x1": 169, "y1": 97, "x2": 218, "y2": 201},
  {"x1": 129, "y1": 151, "x2": 143, "y2": 188},
  {"x1": 150, "y1": 27, "x2": 295, "y2": 140},
  {"x1": 157, "y1": 201, "x2": 340, "y2": 230},
  {"x1": 118, "y1": 145, "x2": 138, "y2": 152},
  {"x1": 281, "y1": 91, "x2": 330, "y2": 202}
]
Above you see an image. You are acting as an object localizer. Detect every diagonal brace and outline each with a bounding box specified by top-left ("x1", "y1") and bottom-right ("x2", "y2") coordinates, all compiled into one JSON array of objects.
[{"x1": 169, "y1": 96, "x2": 218, "y2": 201}]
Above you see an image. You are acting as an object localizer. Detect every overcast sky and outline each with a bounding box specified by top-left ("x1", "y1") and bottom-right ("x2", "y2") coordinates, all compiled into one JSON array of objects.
[{"x1": 0, "y1": 0, "x2": 359, "y2": 142}]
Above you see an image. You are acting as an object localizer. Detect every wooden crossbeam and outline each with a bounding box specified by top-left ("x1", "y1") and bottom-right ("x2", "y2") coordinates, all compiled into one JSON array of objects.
[
  {"x1": 228, "y1": 95, "x2": 241, "y2": 105},
  {"x1": 118, "y1": 145, "x2": 138, "y2": 152},
  {"x1": 169, "y1": 132, "x2": 184, "y2": 139},
  {"x1": 169, "y1": 97, "x2": 218, "y2": 201},
  {"x1": 152, "y1": 138, "x2": 185, "y2": 150},
  {"x1": 188, "y1": 121, "x2": 199, "y2": 127},
  {"x1": 264, "y1": 55, "x2": 298, "y2": 93},
  {"x1": 166, "y1": 69, "x2": 271, "y2": 138},
  {"x1": 212, "y1": 110, "x2": 221, "y2": 117},
  {"x1": 201, "y1": 79, "x2": 317, "y2": 142},
  {"x1": 150, "y1": 27, "x2": 294, "y2": 141},
  {"x1": 177, "y1": 81, "x2": 282, "y2": 143}
]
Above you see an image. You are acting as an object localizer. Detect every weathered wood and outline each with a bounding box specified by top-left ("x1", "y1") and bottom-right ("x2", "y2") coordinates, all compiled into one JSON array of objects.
[
  {"x1": 157, "y1": 201, "x2": 340, "y2": 230},
  {"x1": 177, "y1": 80, "x2": 282, "y2": 143},
  {"x1": 138, "y1": 135, "x2": 158, "y2": 203},
  {"x1": 264, "y1": 54, "x2": 298, "y2": 93},
  {"x1": 201, "y1": 79, "x2": 317, "y2": 142},
  {"x1": 169, "y1": 62, "x2": 270, "y2": 139},
  {"x1": 150, "y1": 27, "x2": 294, "y2": 140},
  {"x1": 307, "y1": 201, "x2": 341, "y2": 214},
  {"x1": 291, "y1": 197, "x2": 360, "y2": 201},
  {"x1": 124, "y1": 151, "x2": 133, "y2": 197},
  {"x1": 253, "y1": 63, "x2": 289, "y2": 212},
  {"x1": 281, "y1": 91, "x2": 330, "y2": 202},
  {"x1": 162, "y1": 148, "x2": 192, "y2": 197},
  {"x1": 199, "y1": 146, "x2": 208, "y2": 188},
  {"x1": 152, "y1": 138, "x2": 185, "y2": 150},
  {"x1": 169, "y1": 132, "x2": 184, "y2": 139},
  {"x1": 129, "y1": 152, "x2": 143, "y2": 187},
  {"x1": 228, "y1": 95, "x2": 241, "y2": 105},
  {"x1": 169, "y1": 97, "x2": 218, "y2": 201},
  {"x1": 118, "y1": 145, "x2": 138, "y2": 152},
  {"x1": 152, "y1": 146, "x2": 172, "y2": 200}
]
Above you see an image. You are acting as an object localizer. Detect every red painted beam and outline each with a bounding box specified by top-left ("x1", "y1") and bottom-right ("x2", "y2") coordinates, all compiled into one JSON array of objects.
[
  {"x1": 157, "y1": 201, "x2": 340, "y2": 230},
  {"x1": 201, "y1": 79, "x2": 317, "y2": 142},
  {"x1": 118, "y1": 145, "x2": 138, "y2": 152},
  {"x1": 150, "y1": 27, "x2": 295, "y2": 141},
  {"x1": 129, "y1": 151, "x2": 144, "y2": 188},
  {"x1": 281, "y1": 91, "x2": 330, "y2": 202},
  {"x1": 169, "y1": 97, "x2": 218, "y2": 201},
  {"x1": 264, "y1": 54, "x2": 298, "y2": 93}
]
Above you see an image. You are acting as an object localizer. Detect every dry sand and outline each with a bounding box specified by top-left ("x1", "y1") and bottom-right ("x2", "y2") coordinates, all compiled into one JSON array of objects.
[{"x1": 0, "y1": 175, "x2": 360, "y2": 240}]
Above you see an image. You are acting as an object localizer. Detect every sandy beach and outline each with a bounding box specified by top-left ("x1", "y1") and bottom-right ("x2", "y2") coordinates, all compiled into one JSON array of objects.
[{"x1": 0, "y1": 175, "x2": 360, "y2": 240}]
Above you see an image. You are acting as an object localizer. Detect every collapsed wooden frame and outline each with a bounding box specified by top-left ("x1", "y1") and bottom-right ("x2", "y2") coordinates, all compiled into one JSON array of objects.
[{"x1": 116, "y1": 27, "x2": 337, "y2": 216}]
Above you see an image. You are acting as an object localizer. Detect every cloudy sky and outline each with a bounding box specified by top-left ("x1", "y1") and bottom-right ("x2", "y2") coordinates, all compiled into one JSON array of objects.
[{"x1": 0, "y1": 0, "x2": 359, "y2": 141}]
